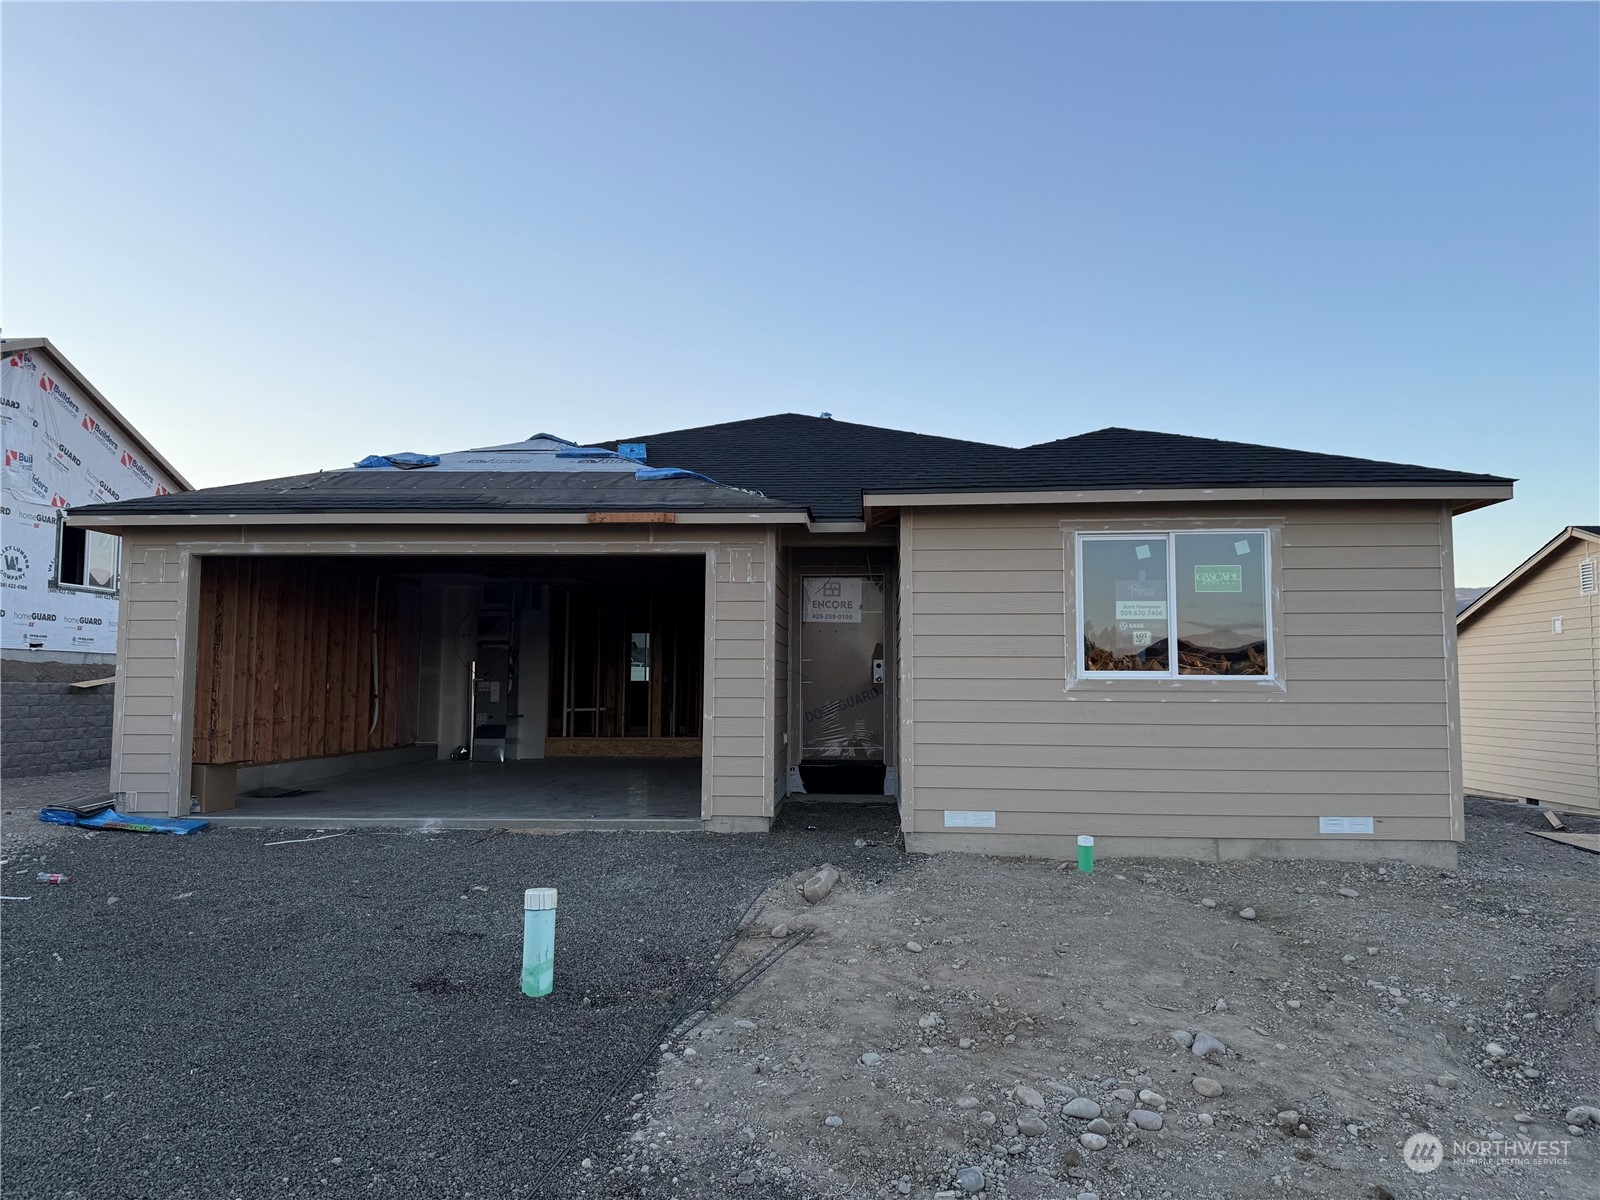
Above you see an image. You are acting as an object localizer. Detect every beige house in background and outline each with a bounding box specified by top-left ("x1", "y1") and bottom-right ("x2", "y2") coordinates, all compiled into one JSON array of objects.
[
  {"x1": 1457, "y1": 526, "x2": 1600, "y2": 815},
  {"x1": 70, "y1": 416, "x2": 1513, "y2": 865}
]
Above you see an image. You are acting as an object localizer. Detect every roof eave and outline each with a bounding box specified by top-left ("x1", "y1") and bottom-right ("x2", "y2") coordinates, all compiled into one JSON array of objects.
[
  {"x1": 863, "y1": 483, "x2": 1515, "y2": 509},
  {"x1": 1457, "y1": 526, "x2": 1600, "y2": 629},
  {"x1": 64, "y1": 507, "x2": 814, "y2": 532}
]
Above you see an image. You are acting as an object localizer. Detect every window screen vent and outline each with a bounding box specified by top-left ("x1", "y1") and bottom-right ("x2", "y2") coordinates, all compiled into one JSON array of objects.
[{"x1": 1581, "y1": 557, "x2": 1598, "y2": 597}]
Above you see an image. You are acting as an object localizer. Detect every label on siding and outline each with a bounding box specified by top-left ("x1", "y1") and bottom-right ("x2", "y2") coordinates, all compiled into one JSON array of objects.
[
  {"x1": 1319, "y1": 816, "x2": 1375, "y2": 835},
  {"x1": 803, "y1": 576, "x2": 862, "y2": 623},
  {"x1": 944, "y1": 810, "x2": 997, "y2": 829}
]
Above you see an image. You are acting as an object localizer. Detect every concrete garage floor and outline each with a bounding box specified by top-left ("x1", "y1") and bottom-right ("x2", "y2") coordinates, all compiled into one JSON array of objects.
[{"x1": 214, "y1": 757, "x2": 703, "y2": 829}]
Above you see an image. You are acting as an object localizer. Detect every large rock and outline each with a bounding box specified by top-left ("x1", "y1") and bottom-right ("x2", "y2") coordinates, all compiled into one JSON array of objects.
[
  {"x1": 801, "y1": 864, "x2": 840, "y2": 903},
  {"x1": 1064, "y1": 1097, "x2": 1102, "y2": 1120},
  {"x1": 1192, "y1": 1032, "x2": 1227, "y2": 1058},
  {"x1": 955, "y1": 1166, "x2": 986, "y2": 1193},
  {"x1": 1013, "y1": 1085, "x2": 1046, "y2": 1109},
  {"x1": 1129, "y1": 1109, "x2": 1163, "y2": 1131}
]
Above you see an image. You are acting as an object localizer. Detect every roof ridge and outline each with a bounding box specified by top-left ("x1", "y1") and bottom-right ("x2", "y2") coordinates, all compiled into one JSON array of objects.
[{"x1": 612, "y1": 412, "x2": 1013, "y2": 452}]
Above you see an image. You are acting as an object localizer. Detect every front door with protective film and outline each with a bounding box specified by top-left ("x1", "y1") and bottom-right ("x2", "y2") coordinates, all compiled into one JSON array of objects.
[{"x1": 799, "y1": 576, "x2": 886, "y2": 793}]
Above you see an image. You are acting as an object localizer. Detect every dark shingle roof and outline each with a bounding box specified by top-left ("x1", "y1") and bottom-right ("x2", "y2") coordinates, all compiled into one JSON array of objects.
[
  {"x1": 609, "y1": 416, "x2": 1513, "y2": 520},
  {"x1": 73, "y1": 415, "x2": 1512, "y2": 524},
  {"x1": 69, "y1": 469, "x2": 800, "y2": 518},
  {"x1": 608, "y1": 415, "x2": 1013, "y2": 523}
]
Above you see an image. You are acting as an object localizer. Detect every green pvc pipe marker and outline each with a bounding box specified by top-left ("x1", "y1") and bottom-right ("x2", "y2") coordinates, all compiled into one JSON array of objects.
[
  {"x1": 521, "y1": 887, "x2": 558, "y2": 997},
  {"x1": 1077, "y1": 834, "x2": 1095, "y2": 874}
]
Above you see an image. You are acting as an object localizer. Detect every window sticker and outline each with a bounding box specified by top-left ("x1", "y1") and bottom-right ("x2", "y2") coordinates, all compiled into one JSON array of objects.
[
  {"x1": 1193, "y1": 564, "x2": 1243, "y2": 593},
  {"x1": 1233, "y1": 539, "x2": 1251, "y2": 556}
]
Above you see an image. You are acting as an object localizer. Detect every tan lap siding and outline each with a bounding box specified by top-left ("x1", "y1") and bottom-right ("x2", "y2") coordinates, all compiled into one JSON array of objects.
[
  {"x1": 111, "y1": 538, "x2": 194, "y2": 812},
  {"x1": 907, "y1": 502, "x2": 1457, "y2": 842},
  {"x1": 1458, "y1": 540, "x2": 1600, "y2": 812},
  {"x1": 771, "y1": 537, "x2": 790, "y2": 806},
  {"x1": 708, "y1": 539, "x2": 773, "y2": 819}
]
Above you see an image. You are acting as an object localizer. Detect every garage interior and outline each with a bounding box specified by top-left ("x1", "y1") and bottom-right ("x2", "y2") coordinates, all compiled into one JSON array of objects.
[{"x1": 188, "y1": 553, "x2": 707, "y2": 825}]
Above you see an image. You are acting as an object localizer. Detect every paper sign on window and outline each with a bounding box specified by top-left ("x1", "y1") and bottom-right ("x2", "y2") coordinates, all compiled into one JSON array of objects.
[
  {"x1": 804, "y1": 576, "x2": 863, "y2": 623},
  {"x1": 1193, "y1": 564, "x2": 1243, "y2": 593},
  {"x1": 1113, "y1": 580, "x2": 1165, "y2": 652}
]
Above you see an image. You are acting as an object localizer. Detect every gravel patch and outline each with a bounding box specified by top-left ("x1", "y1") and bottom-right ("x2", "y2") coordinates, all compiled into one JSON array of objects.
[
  {"x1": 2, "y1": 769, "x2": 109, "y2": 851},
  {"x1": 0, "y1": 801, "x2": 907, "y2": 1199}
]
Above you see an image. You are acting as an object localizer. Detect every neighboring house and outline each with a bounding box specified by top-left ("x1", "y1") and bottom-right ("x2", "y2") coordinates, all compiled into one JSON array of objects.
[
  {"x1": 1, "y1": 338, "x2": 190, "y2": 662},
  {"x1": 70, "y1": 416, "x2": 1512, "y2": 864},
  {"x1": 1456, "y1": 526, "x2": 1600, "y2": 815}
]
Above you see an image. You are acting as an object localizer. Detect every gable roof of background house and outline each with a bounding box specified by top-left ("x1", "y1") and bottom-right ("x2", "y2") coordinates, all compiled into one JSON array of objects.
[
  {"x1": 1456, "y1": 525, "x2": 1600, "y2": 630},
  {"x1": 608, "y1": 414, "x2": 1515, "y2": 521},
  {"x1": 2, "y1": 337, "x2": 195, "y2": 491}
]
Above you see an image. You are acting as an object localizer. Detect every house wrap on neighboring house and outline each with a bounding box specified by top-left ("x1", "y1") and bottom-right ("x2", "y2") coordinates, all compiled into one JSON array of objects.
[
  {"x1": 1456, "y1": 526, "x2": 1600, "y2": 815},
  {"x1": 1, "y1": 338, "x2": 190, "y2": 661},
  {"x1": 69, "y1": 414, "x2": 1511, "y2": 864}
]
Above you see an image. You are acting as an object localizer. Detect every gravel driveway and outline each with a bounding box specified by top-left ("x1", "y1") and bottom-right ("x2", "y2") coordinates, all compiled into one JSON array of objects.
[{"x1": 1, "y1": 802, "x2": 907, "y2": 1200}]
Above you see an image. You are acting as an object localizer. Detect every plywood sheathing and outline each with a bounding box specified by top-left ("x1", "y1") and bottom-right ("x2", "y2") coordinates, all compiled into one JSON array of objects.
[{"x1": 192, "y1": 557, "x2": 423, "y2": 765}]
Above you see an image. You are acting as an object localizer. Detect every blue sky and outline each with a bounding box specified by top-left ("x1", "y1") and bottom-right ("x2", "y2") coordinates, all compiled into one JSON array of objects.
[{"x1": 3, "y1": 2, "x2": 1594, "y2": 585}]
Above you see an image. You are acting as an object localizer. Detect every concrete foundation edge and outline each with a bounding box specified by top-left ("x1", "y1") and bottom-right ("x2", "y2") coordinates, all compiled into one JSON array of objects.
[
  {"x1": 703, "y1": 815, "x2": 772, "y2": 834},
  {"x1": 904, "y1": 831, "x2": 1460, "y2": 868}
]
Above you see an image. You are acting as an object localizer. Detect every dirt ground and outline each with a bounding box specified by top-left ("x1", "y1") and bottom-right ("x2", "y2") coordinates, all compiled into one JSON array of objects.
[{"x1": 591, "y1": 797, "x2": 1599, "y2": 1200}]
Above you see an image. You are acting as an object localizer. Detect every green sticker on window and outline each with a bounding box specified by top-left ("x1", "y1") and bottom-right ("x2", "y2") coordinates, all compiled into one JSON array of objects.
[{"x1": 1194, "y1": 564, "x2": 1242, "y2": 593}]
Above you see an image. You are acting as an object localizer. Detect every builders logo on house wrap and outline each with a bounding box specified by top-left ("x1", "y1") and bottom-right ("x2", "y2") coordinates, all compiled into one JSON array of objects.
[
  {"x1": 40, "y1": 374, "x2": 79, "y2": 417},
  {"x1": 4, "y1": 448, "x2": 33, "y2": 472},
  {"x1": 121, "y1": 450, "x2": 154, "y2": 486},
  {"x1": 803, "y1": 577, "x2": 863, "y2": 623},
  {"x1": 2, "y1": 546, "x2": 29, "y2": 582},
  {"x1": 81, "y1": 415, "x2": 119, "y2": 453}
]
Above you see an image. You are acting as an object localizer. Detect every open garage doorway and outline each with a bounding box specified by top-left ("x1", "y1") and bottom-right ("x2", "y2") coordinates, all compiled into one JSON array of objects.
[{"x1": 187, "y1": 553, "x2": 707, "y2": 827}]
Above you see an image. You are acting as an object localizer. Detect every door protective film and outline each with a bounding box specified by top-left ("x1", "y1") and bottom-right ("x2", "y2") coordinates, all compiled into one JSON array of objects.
[{"x1": 799, "y1": 576, "x2": 886, "y2": 760}]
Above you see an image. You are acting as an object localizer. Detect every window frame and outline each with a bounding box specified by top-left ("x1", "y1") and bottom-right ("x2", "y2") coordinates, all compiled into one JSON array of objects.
[
  {"x1": 1069, "y1": 526, "x2": 1278, "y2": 687},
  {"x1": 54, "y1": 520, "x2": 122, "y2": 596}
]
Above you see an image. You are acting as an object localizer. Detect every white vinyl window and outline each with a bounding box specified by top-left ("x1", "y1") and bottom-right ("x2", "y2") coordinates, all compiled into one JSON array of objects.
[
  {"x1": 56, "y1": 523, "x2": 121, "y2": 594},
  {"x1": 1075, "y1": 531, "x2": 1273, "y2": 679}
]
